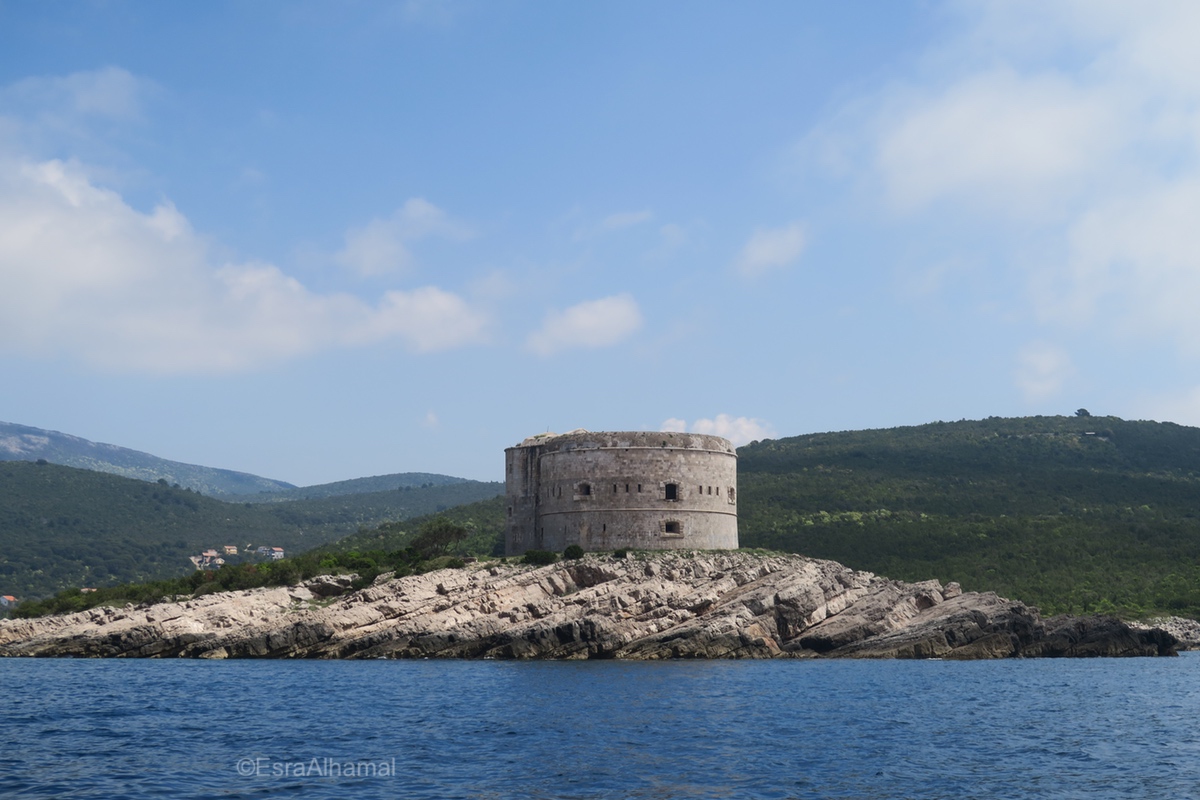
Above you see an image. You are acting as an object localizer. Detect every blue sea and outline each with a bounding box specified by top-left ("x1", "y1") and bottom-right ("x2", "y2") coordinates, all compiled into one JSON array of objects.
[{"x1": 1, "y1": 654, "x2": 1198, "y2": 799}]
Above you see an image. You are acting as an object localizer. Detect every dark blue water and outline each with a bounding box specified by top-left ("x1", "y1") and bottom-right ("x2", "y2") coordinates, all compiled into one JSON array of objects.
[{"x1": 1, "y1": 654, "x2": 1198, "y2": 799}]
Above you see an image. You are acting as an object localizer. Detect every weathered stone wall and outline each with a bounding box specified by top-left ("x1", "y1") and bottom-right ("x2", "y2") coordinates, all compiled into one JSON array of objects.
[{"x1": 504, "y1": 430, "x2": 738, "y2": 555}]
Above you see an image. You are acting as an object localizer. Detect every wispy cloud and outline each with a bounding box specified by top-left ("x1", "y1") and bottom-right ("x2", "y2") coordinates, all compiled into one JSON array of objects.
[
  {"x1": 661, "y1": 415, "x2": 777, "y2": 447},
  {"x1": 815, "y1": 2, "x2": 1200, "y2": 369},
  {"x1": 573, "y1": 209, "x2": 654, "y2": 241},
  {"x1": 0, "y1": 66, "x2": 158, "y2": 166},
  {"x1": 0, "y1": 66, "x2": 150, "y2": 123},
  {"x1": 526, "y1": 294, "x2": 642, "y2": 356},
  {"x1": 601, "y1": 209, "x2": 653, "y2": 231},
  {"x1": 335, "y1": 197, "x2": 472, "y2": 276},
  {"x1": 876, "y1": 67, "x2": 1121, "y2": 216},
  {"x1": 735, "y1": 221, "x2": 807, "y2": 277},
  {"x1": 1014, "y1": 342, "x2": 1074, "y2": 401}
]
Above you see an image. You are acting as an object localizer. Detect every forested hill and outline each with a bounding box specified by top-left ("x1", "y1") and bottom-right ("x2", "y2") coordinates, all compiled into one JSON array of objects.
[
  {"x1": 737, "y1": 415, "x2": 1200, "y2": 617},
  {"x1": 0, "y1": 461, "x2": 502, "y2": 599}
]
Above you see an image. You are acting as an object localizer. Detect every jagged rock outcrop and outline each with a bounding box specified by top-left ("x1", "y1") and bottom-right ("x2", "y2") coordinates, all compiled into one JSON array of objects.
[
  {"x1": 0, "y1": 552, "x2": 1177, "y2": 659},
  {"x1": 1130, "y1": 616, "x2": 1200, "y2": 650}
]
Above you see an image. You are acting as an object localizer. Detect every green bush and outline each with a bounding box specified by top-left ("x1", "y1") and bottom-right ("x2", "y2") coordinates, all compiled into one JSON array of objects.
[
  {"x1": 522, "y1": 549, "x2": 558, "y2": 566},
  {"x1": 612, "y1": 548, "x2": 628, "y2": 559},
  {"x1": 563, "y1": 544, "x2": 584, "y2": 560}
]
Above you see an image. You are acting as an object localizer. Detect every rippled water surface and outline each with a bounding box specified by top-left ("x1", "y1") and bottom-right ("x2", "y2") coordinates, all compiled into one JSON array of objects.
[{"x1": 2, "y1": 654, "x2": 1199, "y2": 798}]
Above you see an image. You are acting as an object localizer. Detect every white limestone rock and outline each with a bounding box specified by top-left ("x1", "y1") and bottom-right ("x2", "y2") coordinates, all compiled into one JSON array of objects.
[{"x1": 0, "y1": 552, "x2": 1178, "y2": 660}]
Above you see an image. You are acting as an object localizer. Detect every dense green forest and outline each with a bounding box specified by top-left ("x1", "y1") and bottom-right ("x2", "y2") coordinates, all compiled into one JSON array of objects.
[
  {"x1": 736, "y1": 415, "x2": 1200, "y2": 617},
  {"x1": 0, "y1": 461, "x2": 501, "y2": 599}
]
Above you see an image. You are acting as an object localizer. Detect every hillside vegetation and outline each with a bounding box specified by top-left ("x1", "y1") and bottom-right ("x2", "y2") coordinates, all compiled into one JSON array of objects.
[
  {"x1": 737, "y1": 415, "x2": 1200, "y2": 617},
  {"x1": 0, "y1": 461, "x2": 501, "y2": 599},
  {"x1": 327, "y1": 495, "x2": 507, "y2": 557}
]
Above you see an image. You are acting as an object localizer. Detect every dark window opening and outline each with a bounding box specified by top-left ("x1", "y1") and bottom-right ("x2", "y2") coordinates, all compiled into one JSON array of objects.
[
  {"x1": 665, "y1": 483, "x2": 678, "y2": 501},
  {"x1": 664, "y1": 520, "x2": 682, "y2": 536},
  {"x1": 638, "y1": 484, "x2": 642, "y2": 493}
]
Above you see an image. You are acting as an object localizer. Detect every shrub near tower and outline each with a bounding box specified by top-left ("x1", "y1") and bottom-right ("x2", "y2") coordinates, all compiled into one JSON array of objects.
[{"x1": 505, "y1": 430, "x2": 738, "y2": 556}]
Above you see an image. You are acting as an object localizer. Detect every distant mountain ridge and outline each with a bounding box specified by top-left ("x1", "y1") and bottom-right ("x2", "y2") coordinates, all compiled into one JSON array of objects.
[
  {"x1": 240, "y1": 473, "x2": 472, "y2": 503},
  {"x1": 0, "y1": 421, "x2": 296, "y2": 497},
  {"x1": 0, "y1": 421, "x2": 478, "y2": 500}
]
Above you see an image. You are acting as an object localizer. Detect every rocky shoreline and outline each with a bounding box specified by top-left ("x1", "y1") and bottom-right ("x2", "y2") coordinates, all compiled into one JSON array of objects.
[{"x1": 0, "y1": 551, "x2": 1178, "y2": 660}]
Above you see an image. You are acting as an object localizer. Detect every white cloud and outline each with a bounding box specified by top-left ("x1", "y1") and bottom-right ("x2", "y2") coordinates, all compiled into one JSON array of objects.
[
  {"x1": 0, "y1": 157, "x2": 487, "y2": 373},
  {"x1": 335, "y1": 197, "x2": 472, "y2": 276},
  {"x1": 1014, "y1": 342, "x2": 1074, "y2": 401},
  {"x1": 660, "y1": 415, "x2": 777, "y2": 447},
  {"x1": 1043, "y1": 178, "x2": 1200, "y2": 353},
  {"x1": 876, "y1": 67, "x2": 1122, "y2": 215},
  {"x1": 735, "y1": 222, "x2": 807, "y2": 277},
  {"x1": 801, "y1": 1, "x2": 1200, "y2": 380},
  {"x1": 526, "y1": 294, "x2": 642, "y2": 356}
]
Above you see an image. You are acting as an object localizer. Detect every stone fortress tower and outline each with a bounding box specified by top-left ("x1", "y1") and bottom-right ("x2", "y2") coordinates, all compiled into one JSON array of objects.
[{"x1": 505, "y1": 429, "x2": 738, "y2": 556}]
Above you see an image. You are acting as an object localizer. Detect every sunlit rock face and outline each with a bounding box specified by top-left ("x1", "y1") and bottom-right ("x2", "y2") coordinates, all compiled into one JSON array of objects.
[{"x1": 0, "y1": 551, "x2": 1176, "y2": 660}]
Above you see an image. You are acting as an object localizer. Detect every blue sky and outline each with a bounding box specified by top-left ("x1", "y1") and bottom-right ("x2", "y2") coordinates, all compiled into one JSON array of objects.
[{"x1": 2, "y1": 1, "x2": 1199, "y2": 486}]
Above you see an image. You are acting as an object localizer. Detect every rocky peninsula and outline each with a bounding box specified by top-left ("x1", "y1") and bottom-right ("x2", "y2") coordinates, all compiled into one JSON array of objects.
[{"x1": 0, "y1": 551, "x2": 1177, "y2": 659}]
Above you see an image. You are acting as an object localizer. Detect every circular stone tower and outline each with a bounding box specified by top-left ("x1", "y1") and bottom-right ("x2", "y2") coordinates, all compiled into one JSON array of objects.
[{"x1": 504, "y1": 430, "x2": 738, "y2": 555}]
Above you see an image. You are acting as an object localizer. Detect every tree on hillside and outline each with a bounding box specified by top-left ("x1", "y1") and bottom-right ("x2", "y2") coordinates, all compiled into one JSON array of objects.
[
  {"x1": 1076, "y1": 408, "x2": 1092, "y2": 417},
  {"x1": 410, "y1": 517, "x2": 468, "y2": 558}
]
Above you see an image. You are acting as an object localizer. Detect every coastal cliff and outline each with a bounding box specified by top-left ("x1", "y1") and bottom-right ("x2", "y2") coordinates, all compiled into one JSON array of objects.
[{"x1": 0, "y1": 551, "x2": 1176, "y2": 659}]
